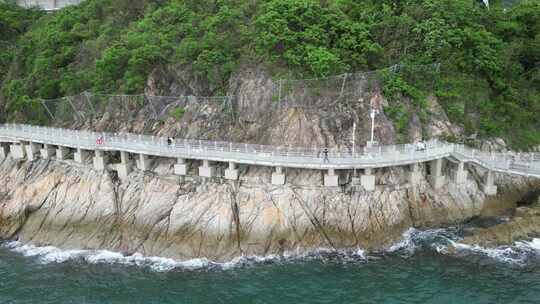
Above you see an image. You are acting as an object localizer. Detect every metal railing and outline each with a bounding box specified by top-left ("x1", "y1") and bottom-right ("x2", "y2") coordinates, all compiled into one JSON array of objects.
[
  {"x1": 0, "y1": 124, "x2": 539, "y2": 177},
  {"x1": 16, "y1": 0, "x2": 83, "y2": 11}
]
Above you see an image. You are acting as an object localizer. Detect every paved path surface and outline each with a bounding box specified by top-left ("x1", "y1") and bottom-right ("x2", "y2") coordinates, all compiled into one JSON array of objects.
[
  {"x1": 16, "y1": 0, "x2": 83, "y2": 11},
  {"x1": 1, "y1": 124, "x2": 539, "y2": 177}
]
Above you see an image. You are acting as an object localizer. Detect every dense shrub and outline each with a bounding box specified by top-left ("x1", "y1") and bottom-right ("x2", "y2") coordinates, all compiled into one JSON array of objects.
[{"x1": 0, "y1": 0, "x2": 538, "y2": 148}]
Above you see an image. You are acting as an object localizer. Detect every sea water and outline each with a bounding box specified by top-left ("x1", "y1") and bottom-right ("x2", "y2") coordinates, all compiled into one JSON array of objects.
[{"x1": 2, "y1": 228, "x2": 540, "y2": 303}]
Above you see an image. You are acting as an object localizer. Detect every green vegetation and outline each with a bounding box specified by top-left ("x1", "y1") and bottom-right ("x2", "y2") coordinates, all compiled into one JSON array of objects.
[
  {"x1": 169, "y1": 106, "x2": 185, "y2": 121},
  {"x1": 0, "y1": 1, "x2": 44, "y2": 123},
  {"x1": 383, "y1": 104, "x2": 411, "y2": 142},
  {"x1": 0, "y1": 0, "x2": 539, "y2": 148}
]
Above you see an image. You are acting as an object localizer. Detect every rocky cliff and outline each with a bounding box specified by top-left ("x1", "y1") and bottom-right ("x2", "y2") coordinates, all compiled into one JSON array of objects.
[
  {"x1": 0, "y1": 65, "x2": 538, "y2": 261},
  {"x1": 0, "y1": 150, "x2": 538, "y2": 261}
]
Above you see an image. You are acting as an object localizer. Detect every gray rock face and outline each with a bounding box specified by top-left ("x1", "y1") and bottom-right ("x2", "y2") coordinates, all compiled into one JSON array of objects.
[
  {"x1": 1, "y1": 65, "x2": 537, "y2": 261},
  {"x1": 0, "y1": 155, "x2": 536, "y2": 262},
  {"x1": 228, "y1": 64, "x2": 275, "y2": 122},
  {"x1": 425, "y1": 95, "x2": 463, "y2": 138},
  {"x1": 146, "y1": 64, "x2": 213, "y2": 97}
]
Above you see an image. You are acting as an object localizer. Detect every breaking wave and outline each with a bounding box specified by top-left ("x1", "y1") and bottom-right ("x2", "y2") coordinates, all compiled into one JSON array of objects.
[
  {"x1": 386, "y1": 227, "x2": 540, "y2": 266},
  {"x1": 0, "y1": 241, "x2": 367, "y2": 272},
  {"x1": 2, "y1": 241, "x2": 214, "y2": 272},
  {"x1": 5, "y1": 229, "x2": 540, "y2": 271}
]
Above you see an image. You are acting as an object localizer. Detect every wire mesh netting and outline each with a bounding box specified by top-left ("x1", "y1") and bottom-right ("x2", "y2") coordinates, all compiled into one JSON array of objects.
[
  {"x1": 273, "y1": 71, "x2": 381, "y2": 109},
  {"x1": 24, "y1": 64, "x2": 442, "y2": 126},
  {"x1": 38, "y1": 92, "x2": 235, "y2": 126},
  {"x1": 89, "y1": 93, "x2": 146, "y2": 122},
  {"x1": 271, "y1": 63, "x2": 441, "y2": 109},
  {"x1": 145, "y1": 95, "x2": 235, "y2": 120}
]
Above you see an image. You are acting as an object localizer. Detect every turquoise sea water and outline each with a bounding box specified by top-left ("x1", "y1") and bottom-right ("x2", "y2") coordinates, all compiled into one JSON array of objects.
[{"x1": 2, "y1": 229, "x2": 540, "y2": 304}]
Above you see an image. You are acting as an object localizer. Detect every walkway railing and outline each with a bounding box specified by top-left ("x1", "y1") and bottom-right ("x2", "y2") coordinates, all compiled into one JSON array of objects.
[
  {"x1": 0, "y1": 124, "x2": 539, "y2": 177},
  {"x1": 16, "y1": 0, "x2": 83, "y2": 11}
]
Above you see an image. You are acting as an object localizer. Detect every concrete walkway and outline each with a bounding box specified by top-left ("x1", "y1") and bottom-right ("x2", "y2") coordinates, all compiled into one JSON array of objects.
[{"x1": 0, "y1": 124, "x2": 539, "y2": 192}]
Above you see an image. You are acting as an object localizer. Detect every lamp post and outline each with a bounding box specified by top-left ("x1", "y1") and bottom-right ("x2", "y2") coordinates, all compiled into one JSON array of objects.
[
  {"x1": 352, "y1": 122, "x2": 356, "y2": 155},
  {"x1": 351, "y1": 120, "x2": 361, "y2": 180},
  {"x1": 367, "y1": 108, "x2": 378, "y2": 147},
  {"x1": 370, "y1": 109, "x2": 376, "y2": 143}
]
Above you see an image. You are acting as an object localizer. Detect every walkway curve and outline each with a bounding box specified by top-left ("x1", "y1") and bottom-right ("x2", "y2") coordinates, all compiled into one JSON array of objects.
[{"x1": 0, "y1": 124, "x2": 539, "y2": 178}]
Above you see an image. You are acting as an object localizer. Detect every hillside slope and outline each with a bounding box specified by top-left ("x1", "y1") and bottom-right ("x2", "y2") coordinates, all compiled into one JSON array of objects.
[{"x1": 0, "y1": 0, "x2": 539, "y2": 148}]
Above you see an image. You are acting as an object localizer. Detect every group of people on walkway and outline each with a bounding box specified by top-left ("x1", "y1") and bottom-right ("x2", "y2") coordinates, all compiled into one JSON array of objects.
[{"x1": 415, "y1": 140, "x2": 426, "y2": 151}]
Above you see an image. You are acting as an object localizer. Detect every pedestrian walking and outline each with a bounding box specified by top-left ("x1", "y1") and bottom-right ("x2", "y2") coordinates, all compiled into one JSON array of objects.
[
  {"x1": 416, "y1": 140, "x2": 426, "y2": 151},
  {"x1": 323, "y1": 147, "x2": 329, "y2": 163}
]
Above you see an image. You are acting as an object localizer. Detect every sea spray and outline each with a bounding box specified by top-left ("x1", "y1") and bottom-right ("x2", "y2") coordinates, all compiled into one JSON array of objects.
[
  {"x1": 386, "y1": 227, "x2": 459, "y2": 256},
  {"x1": 3, "y1": 241, "x2": 213, "y2": 272},
  {"x1": 385, "y1": 227, "x2": 540, "y2": 266},
  {"x1": 5, "y1": 232, "x2": 540, "y2": 272},
  {"x1": 1, "y1": 241, "x2": 368, "y2": 272}
]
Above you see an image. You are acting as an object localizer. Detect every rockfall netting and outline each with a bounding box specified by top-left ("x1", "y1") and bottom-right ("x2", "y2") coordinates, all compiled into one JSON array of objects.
[
  {"x1": 38, "y1": 93, "x2": 235, "y2": 127},
  {"x1": 16, "y1": 64, "x2": 441, "y2": 126}
]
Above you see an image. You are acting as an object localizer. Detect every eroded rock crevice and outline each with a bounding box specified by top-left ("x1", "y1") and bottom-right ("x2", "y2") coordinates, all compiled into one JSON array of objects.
[{"x1": 0, "y1": 152, "x2": 538, "y2": 261}]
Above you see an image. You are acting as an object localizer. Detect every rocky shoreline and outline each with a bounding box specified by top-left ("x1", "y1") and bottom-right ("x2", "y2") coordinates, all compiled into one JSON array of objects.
[
  {"x1": 459, "y1": 194, "x2": 540, "y2": 248},
  {"x1": 0, "y1": 153, "x2": 538, "y2": 262}
]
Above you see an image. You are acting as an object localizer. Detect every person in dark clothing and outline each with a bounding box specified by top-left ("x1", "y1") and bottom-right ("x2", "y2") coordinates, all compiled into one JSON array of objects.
[
  {"x1": 416, "y1": 140, "x2": 426, "y2": 151},
  {"x1": 167, "y1": 137, "x2": 172, "y2": 146},
  {"x1": 323, "y1": 147, "x2": 329, "y2": 163}
]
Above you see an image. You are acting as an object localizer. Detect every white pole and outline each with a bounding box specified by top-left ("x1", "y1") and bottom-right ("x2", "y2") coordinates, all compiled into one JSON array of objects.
[
  {"x1": 352, "y1": 122, "x2": 356, "y2": 155},
  {"x1": 370, "y1": 109, "x2": 376, "y2": 143},
  {"x1": 352, "y1": 122, "x2": 357, "y2": 177}
]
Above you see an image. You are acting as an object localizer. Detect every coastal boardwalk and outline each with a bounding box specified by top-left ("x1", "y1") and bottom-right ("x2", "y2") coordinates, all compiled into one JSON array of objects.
[
  {"x1": 1, "y1": 124, "x2": 539, "y2": 195},
  {"x1": 16, "y1": 0, "x2": 83, "y2": 11}
]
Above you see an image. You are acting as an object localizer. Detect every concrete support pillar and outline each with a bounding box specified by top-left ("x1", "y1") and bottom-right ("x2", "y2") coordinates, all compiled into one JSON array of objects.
[
  {"x1": 40, "y1": 144, "x2": 55, "y2": 159},
  {"x1": 0, "y1": 144, "x2": 9, "y2": 158},
  {"x1": 120, "y1": 151, "x2": 130, "y2": 164},
  {"x1": 225, "y1": 162, "x2": 239, "y2": 180},
  {"x1": 93, "y1": 150, "x2": 108, "y2": 171},
  {"x1": 452, "y1": 162, "x2": 468, "y2": 184},
  {"x1": 10, "y1": 144, "x2": 25, "y2": 159},
  {"x1": 361, "y1": 168, "x2": 376, "y2": 191},
  {"x1": 271, "y1": 166, "x2": 286, "y2": 185},
  {"x1": 25, "y1": 142, "x2": 40, "y2": 161},
  {"x1": 429, "y1": 158, "x2": 445, "y2": 189},
  {"x1": 482, "y1": 170, "x2": 498, "y2": 196},
  {"x1": 174, "y1": 158, "x2": 188, "y2": 176},
  {"x1": 198, "y1": 159, "x2": 216, "y2": 178},
  {"x1": 136, "y1": 154, "x2": 151, "y2": 171},
  {"x1": 324, "y1": 168, "x2": 339, "y2": 187},
  {"x1": 56, "y1": 146, "x2": 69, "y2": 160},
  {"x1": 116, "y1": 151, "x2": 133, "y2": 180},
  {"x1": 74, "y1": 148, "x2": 90, "y2": 164},
  {"x1": 408, "y1": 163, "x2": 422, "y2": 186},
  {"x1": 351, "y1": 169, "x2": 361, "y2": 186}
]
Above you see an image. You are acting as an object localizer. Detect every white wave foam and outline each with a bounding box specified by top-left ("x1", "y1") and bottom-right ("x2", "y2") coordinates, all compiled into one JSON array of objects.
[
  {"x1": 2, "y1": 241, "x2": 367, "y2": 272},
  {"x1": 387, "y1": 228, "x2": 417, "y2": 253},
  {"x1": 516, "y1": 238, "x2": 540, "y2": 251},
  {"x1": 354, "y1": 248, "x2": 366, "y2": 259},
  {"x1": 384, "y1": 227, "x2": 540, "y2": 265},
  {"x1": 2, "y1": 241, "x2": 214, "y2": 272},
  {"x1": 387, "y1": 228, "x2": 454, "y2": 255},
  {"x1": 450, "y1": 240, "x2": 538, "y2": 265},
  {"x1": 280, "y1": 247, "x2": 368, "y2": 263},
  {"x1": 220, "y1": 254, "x2": 281, "y2": 270}
]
